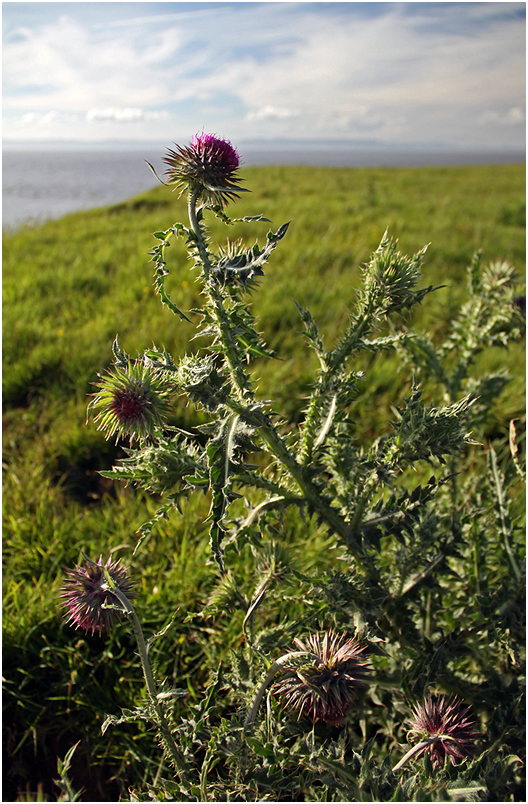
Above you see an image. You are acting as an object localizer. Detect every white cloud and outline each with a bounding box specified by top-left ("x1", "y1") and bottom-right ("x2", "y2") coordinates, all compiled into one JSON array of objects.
[
  {"x1": 86, "y1": 107, "x2": 169, "y2": 123},
  {"x1": 3, "y1": 14, "x2": 179, "y2": 110},
  {"x1": 2, "y1": 3, "x2": 525, "y2": 148},
  {"x1": 246, "y1": 106, "x2": 298, "y2": 122},
  {"x1": 21, "y1": 110, "x2": 79, "y2": 126},
  {"x1": 228, "y1": 5, "x2": 525, "y2": 142},
  {"x1": 477, "y1": 107, "x2": 526, "y2": 126}
]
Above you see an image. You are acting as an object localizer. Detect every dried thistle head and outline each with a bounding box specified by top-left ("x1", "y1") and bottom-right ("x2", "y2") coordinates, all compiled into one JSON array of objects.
[
  {"x1": 273, "y1": 630, "x2": 370, "y2": 726},
  {"x1": 60, "y1": 555, "x2": 135, "y2": 635},
  {"x1": 88, "y1": 360, "x2": 174, "y2": 444},
  {"x1": 407, "y1": 695, "x2": 481, "y2": 769},
  {"x1": 163, "y1": 132, "x2": 244, "y2": 207}
]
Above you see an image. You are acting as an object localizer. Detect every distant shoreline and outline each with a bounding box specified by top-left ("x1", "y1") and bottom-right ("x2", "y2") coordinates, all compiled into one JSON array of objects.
[
  {"x1": 242, "y1": 148, "x2": 526, "y2": 168},
  {"x1": 3, "y1": 141, "x2": 525, "y2": 167},
  {"x1": 3, "y1": 149, "x2": 525, "y2": 229}
]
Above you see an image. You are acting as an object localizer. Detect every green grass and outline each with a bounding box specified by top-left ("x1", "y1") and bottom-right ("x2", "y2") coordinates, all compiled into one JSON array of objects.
[
  {"x1": 2, "y1": 162, "x2": 525, "y2": 800},
  {"x1": 3, "y1": 164, "x2": 525, "y2": 409}
]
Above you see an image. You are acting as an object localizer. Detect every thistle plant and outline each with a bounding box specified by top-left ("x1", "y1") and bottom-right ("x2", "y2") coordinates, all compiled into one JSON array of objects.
[
  {"x1": 394, "y1": 695, "x2": 481, "y2": 771},
  {"x1": 272, "y1": 630, "x2": 371, "y2": 726},
  {"x1": 60, "y1": 554, "x2": 187, "y2": 774},
  {"x1": 162, "y1": 131, "x2": 245, "y2": 206},
  {"x1": 88, "y1": 357, "x2": 175, "y2": 443},
  {"x1": 57, "y1": 133, "x2": 524, "y2": 801},
  {"x1": 60, "y1": 554, "x2": 136, "y2": 635}
]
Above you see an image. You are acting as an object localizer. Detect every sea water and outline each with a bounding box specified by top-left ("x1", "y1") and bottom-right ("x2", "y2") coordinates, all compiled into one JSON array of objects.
[{"x1": 3, "y1": 145, "x2": 524, "y2": 229}]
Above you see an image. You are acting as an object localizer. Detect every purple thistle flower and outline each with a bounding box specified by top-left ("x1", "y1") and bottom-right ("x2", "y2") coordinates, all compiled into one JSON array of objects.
[
  {"x1": 273, "y1": 630, "x2": 370, "y2": 726},
  {"x1": 60, "y1": 555, "x2": 136, "y2": 635},
  {"x1": 88, "y1": 361, "x2": 174, "y2": 444},
  {"x1": 162, "y1": 132, "x2": 244, "y2": 206},
  {"x1": 406, "y1": 695, "x2": 481, "y2": 769}
]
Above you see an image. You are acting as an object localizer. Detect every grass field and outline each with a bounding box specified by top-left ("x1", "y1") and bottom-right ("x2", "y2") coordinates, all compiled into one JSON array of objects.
[{"x1": 3, "y1": 162, "x2": 525, "y2": 800}]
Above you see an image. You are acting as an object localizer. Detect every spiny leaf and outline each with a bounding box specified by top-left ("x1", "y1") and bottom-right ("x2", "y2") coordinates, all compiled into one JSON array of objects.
[{"x1": 211, "y1": 222, "x2": 290, "y2": 287}]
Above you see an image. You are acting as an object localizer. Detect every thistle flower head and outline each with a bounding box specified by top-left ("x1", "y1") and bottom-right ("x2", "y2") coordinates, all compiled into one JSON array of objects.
[
  {"x1": 273, "y1": 630, "x2": 370, "y2": 726},
  {"x1": 162, "y1": 132, "x2": 244, "y2": 206},
  {"x1": 60, "y1": 555, "x2": 135, "y2": 635},
  {"x1": 88, "y1": 361, "x2": 174, "y2": 444},
  {"x1": 407, "y1": 695, "x2": 481, "y2": 769}
]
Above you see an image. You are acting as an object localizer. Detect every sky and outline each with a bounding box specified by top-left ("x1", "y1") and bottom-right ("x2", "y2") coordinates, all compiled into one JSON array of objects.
[{"x1": 2, "y1": 1, "x2": 526, "y2": 151}]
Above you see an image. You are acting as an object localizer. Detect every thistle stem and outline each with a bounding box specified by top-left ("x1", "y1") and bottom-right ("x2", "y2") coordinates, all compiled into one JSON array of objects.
[
  {"x1": 186, "y1": 194, "x2": 370, "y2": 566},
  {"x1": 187, "y1": 190, "x2": 213, "y2": 275},
  {"x1": 392, "y1": 733, "x2": 464, "y2": 772},
  {"x1": 298, "y1": 302, "x2": 375, "y2": 465},
  {"x1": 392, "y1": 737, "x2": 439, "y2": 771},
  {"x1": 259, "y1": 423, "x2": 360, "y2": 547},
  {"x1": 109, "y1": 586, "x2": 187, "y2": 774},
  {"x1": 223, "y1": 383, "x2": 370, "y2": 569},
  {"x1": 489, "y1": 444, "x2": 522, "y2": 584},
  {"x1": 244, "y1": 650, "x2": 318, "y2": 734},
  {"x1": 188, "y1": 192, "x2": 253, "y2": 400}
]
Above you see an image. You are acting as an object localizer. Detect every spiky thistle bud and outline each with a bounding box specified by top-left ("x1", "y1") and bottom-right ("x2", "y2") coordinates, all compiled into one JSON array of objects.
[
  {"x1": 88, "y1": 361, "x2": 174, "y2": 444},
  {"x1": 162, "y1": 132, "x2": 244, "y2": 206},
  {"x1": 60, "y1": 555, "x2": 136, "y2": 635},
  {"x1": 272, "y1": 630, "x2": 370, "y2": 726},
  {"x1": 406, "y1": 695, "x2": 481, "y2": 769}
]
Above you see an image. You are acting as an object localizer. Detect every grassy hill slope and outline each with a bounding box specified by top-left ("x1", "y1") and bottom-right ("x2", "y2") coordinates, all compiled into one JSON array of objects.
[{"x1": 2, "y1": 162, "x2": 525, "y2": 800}]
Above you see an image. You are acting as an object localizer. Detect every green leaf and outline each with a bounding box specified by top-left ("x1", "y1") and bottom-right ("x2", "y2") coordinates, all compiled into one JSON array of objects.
[
  {"x1": 245, "y1": 736, "x2": 276, "y2": 758},
  {"x1": 211, "y1": 221, "x2": 290, "y2": 287},
  {"x1": 145, "y1": 160, "x2": 169, "y2": 185}
]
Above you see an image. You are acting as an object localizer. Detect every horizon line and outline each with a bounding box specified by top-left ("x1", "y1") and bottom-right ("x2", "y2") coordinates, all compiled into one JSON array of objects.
[{"x1": 3, "y1": 137, "x2": 526, "y2": 154}]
